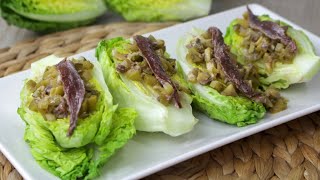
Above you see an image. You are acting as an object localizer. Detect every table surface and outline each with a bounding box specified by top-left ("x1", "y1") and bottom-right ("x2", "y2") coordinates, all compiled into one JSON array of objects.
[{"x1": 0, "y1": 0, "x2": 319, "y2": 48}]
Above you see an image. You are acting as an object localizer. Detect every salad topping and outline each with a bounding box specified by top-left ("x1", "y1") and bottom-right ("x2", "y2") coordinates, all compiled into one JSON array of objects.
[
  {"x1": 114, "y1": 35, "x2": 185, "y2": 107},
  {"x1": 186, "y1": 27, "x2": 287, "y2": 113},
  {"x1": 134, "y1": 35, "x2": 182, "y2": 108},
  {"x1": 247, "y1": 6, "x2": 297, "y2": 53},
  {"x1": 209, "y1": 27, "x2": 266, "y2": 103},
  {"x1": 27, "y1": 58, "x2": 99, "y2": 136},
  {"x1": 232, "y1": 7, "x2": 297, "y2": 72}
]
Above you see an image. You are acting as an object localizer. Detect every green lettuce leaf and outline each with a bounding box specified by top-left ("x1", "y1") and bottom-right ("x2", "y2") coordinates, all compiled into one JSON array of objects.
[
  {"x1": 18, "y1": 55, "x2": 136, "y2": 179},
  {"x1": 192, "y1": 85, "x2": 265, "y2": 126},
  {"x1": 106, "y1": 0, "x2": 211, "y2": 22},
  {"x1": 224, "y1": 15, "x2": 320, "y2": 89},
  {"x1": 96, "y1": 37, "x2": 198, "y2": 136},
  {"x1": 0, "y1": 0, "x2": 107, "y2": 32},
  {"x1": 177, "y1": 29, "x2": 266, "y2": 126}
]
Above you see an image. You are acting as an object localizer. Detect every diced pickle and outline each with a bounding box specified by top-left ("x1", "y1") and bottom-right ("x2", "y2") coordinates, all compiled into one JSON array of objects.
[
  {"x1": 80, "y1": 99, "x2": 88, "y2": 114},
  {"x1": 26, "y1": 80, "x2": 37, "y2": 92},
  {"x1": 246, "y1": 80, "x2": 253, "y2": 88},
  {"x1": 112, "y1": 49, "x2": 127, "y2": 61},
  {"x1": 148, "y1": 35, "x2": 157, "y2": 42},
  {"x1": 49, "y1": 95, "x2": 61, "y2": 106},
  {"x1": 28, "y1": 100, "x2": 38, "y2": 111},
  {"x1": 122, "y1": 59, "x2": 132, "y2": 70},
  {"x1": 29, "y1": 58, "x2": 98, "y2": 121},
  {"x1": 248, "y1": 42, "x2": 255, "y2": 53},
  {"x1": 81, "y1": 70, "x2": 92, "y2": 81},
  {"x1": 179, "y1": 86, "x2": 191, "y2": 94},
  {"x1": 82, "y1": 60, "x2": 94, "y2": 70},
  {"x1": 187, "y1": 68, "x2": 199, "y2": 83},
  {"x1": 157, "y1": 94, "x2": 170, "y2": 106},
  {"x1": 155, "y1": 40, "x2": 165, "y2": 49},
  {"x1": 36, "y1": 79, "x2": 49, "y2": 88},
  {"x1": 87, "y1": 95, "x2": 97, "y2": 112},
  {"x1": 197, "y1": 71, "x2": 211, "y2": 85},
  {"x1": 270, "y1": 97, "x2": 287, "y2": 114},
  {"x1": 201, "y1": 31, "x2": 211, "y2": 39},
  {"x1": 74, "y1": 63, "x2": 83, "y2": 71},
  {"x1": 200, "y1": 39, "x2": 212, "y2": 48},
  {"x1": 49, "y1": 79, "x2": 59, "y2": 87},
  {"x1": 187, "y1": 72, "x2": 197, "y2": 83},
  {"x1": 186, "y1": 48, "x2": 203, "y2": 63},
  {"x1": 210, "y1": 81, "x2": 224, "y2": 92},
  {"x1": 38, "y1": 98, "x2": 49, "y2": 109},
  {"x1": 50, "y1": 86, "x2": 64, "y2": 96},
  {"x1": 160, "y1": 58, "x2": 169, "y2": 71},
  {"x1": 204, "y1": 48, "x2": 212, "y2": 62},
  {"x1": 266, "y1": 88, "x2": 280, "y2": 98},
  {"x1": 221, "y1": 84, "x2": 238, "y2": 96},
  {"x1": 43, "y1": 66, "x2": 58, "y2": 80},
  {"x1": 125, "y1": 69, "x2": 142, "y2": 81},
  {"x1": 206, "y1": 61, "x2": 215, "y2": 73},
  {"x1": 163, "y1": 82, "x2": 174, "y2": 96},
  {"x1": 124, "y1": 44, "x2": 139, "y2": 52},
  {"x1": 45, "y1": 113, "x2": 56, "y2": 121},
  {"x1": 153, "y1": 85, "x2": 163, "y2": 93},
  {"x1": 275, "y1": 43, "x2": 284, "y2": 52},
  {"x1": 128, "y1": 52, "x2": 143, "y2": 62},
  {"x1": 143, "y1": 74, "x2": 158, "y2": 86}
]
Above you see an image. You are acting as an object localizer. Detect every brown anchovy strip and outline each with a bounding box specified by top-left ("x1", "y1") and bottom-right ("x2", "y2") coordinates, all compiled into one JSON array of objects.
[
  {"x1": 134, "y1": 35, "x2": 182, "y2": 108},
  {"x1": 57, "y1": 59, "x2": 85, "y2": 136},
  {"x1": 209, "y1": 27, "x2": 268, "y2": 104},
  {"x1": 247, "y1": 6, "x2": 297, "y2": 53}
]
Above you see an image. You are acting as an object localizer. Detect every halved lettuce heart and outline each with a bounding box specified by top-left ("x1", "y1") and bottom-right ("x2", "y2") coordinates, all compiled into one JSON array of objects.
[
  {"x1": 176, "y1": 28, "x2": 266, "y2": 126},
  {"x1": 0, "y1": 0, "x2": 107, "y2": 32},
  {"x1": 106, "y1": 0, "x2": 211, "y2": 22},
  {"x1": 3, "y1": 0, "x2": 107, "y2": 22},
  {"x1": 22, "y1": 55, "x2": 116, "y2": 148},
  {"x1": 18, "y1": 55, "x2": 137, "y2": 179},
  {"x1": 224, "y1": 15, "x2": 320, "y2": 89},
  {"x1": 96, "y1": 37, "x2": 198, "y2": 136}
]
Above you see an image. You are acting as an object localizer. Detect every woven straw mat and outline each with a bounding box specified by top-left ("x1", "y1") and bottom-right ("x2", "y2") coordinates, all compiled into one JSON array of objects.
[{"x1": 0, "y1": 22, "x2": 319, "y2": 180}]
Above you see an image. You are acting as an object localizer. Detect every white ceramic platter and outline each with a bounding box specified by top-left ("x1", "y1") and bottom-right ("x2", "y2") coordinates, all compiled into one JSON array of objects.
[{"x1": 1, "y1": 4, "x2": 320, "y2": 180}]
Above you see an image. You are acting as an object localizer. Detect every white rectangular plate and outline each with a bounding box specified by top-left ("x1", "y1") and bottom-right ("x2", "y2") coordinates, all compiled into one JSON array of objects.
[{"x1": 1, "y1": 4, "x2": 320, "y2": 180}]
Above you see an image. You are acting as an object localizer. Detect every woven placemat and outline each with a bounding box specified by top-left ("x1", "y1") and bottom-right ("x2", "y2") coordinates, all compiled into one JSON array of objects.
[{"x1": 0, "y1": 22, "x2": 319, "y2": 180}]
